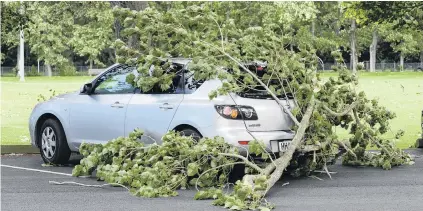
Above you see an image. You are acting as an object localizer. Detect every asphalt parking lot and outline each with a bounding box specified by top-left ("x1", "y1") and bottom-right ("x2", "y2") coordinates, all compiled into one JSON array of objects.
[{"x1": 1, "y1": 150, "x2": 423, "y2": 211}]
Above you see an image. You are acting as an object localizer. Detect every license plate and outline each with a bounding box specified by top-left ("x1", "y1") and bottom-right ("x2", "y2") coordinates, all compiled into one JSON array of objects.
[{"x1": 279, "y1": 141, "x2": 291, "y2": 152}]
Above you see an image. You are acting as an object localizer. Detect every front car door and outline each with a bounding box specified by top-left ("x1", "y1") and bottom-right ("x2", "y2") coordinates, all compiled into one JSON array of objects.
[
  {"x1": 67, "y1": 65, "x2": 137, "y2": 148},
  {"x1": 124, "y1": 64, "x2": 185, "y2": 144}
]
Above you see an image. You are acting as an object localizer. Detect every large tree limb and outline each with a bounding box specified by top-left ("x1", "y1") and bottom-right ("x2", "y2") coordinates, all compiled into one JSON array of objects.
[
  {"x1": 257, "y1": 95, "x2": 316, "y2": 197},
  {"x1": 317, "y1": 100, "x2": 358, "y2": 117},
  {"x1": 352, "y1": 109, "x2": 392, "y2": 157}
]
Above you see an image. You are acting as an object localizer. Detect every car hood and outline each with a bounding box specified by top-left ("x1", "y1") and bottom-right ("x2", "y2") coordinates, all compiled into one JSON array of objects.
[{"x1": 51, "y1": 91, "x2": 79, "y2": 100}]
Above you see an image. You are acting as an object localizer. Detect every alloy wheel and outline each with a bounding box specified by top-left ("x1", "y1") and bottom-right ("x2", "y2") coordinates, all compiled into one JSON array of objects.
[{"x1": 41, "y1": 127, "x2": 56, "y2": 159}]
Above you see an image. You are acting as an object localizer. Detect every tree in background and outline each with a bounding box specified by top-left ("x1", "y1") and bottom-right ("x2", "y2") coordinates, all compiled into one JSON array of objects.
[
  {"x1": 342, "y1": 2, "x2": 368, "y2": 74},
  {"x1": 26, "y1": 2, "x2": 74, "y2": 76},
  {"x1": 70, "y1": 2, "x2": 114, "y2": 69},
  {"x1": 1, "y1": 0, "x2": 31, "y2": 79},
  {"x1": 1, "y1": 1, "x2": 114, "y2": 76},
  {"x1": 357, "y1": 1, "x2": 423, "y2": 69}
]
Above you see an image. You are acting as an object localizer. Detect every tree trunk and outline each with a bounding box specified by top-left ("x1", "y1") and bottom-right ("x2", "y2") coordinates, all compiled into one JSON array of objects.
[
  {"x1": 19, "y1": 27, "x2": 25, "y2": 82},
  {"x1": 16, "y1": 46, "x2": 19, "y2": 77},
  {"x1": 420, "y1": 51, "x2": 423, "y2": 67},
  {"x1": 400, "y1": 53, "x2": 404, "y2": 71},
  {"x1": 369, "y1": 30, "x2": 378, "y2": 72},
  {"x1": 37, "y1": 59, "x2": 40, "y2": 73},
  {"x1": 262, "y1": 96, "x2": 316, "y2": 194},
  {"x1": 46, "y1": 64, "x2": 52, "y2": 77},
  {"x1": 350, "y1": 19, "x2": 357, "y2": 74},
  {"x1": 334, "y1": 2, "x2": 341, "y2": 66},
  {"x1": 311, "y1": 20, "x2": 315, "y2": 38},
  {"x1": 336, "y1": 2, "x2": 341, "y2": 36},
  {"x1": 89, "y1": 59, "x2": 93, "y2": 70}
]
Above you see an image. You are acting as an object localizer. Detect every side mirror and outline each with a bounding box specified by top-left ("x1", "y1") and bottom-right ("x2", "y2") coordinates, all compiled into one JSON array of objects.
[{"x1": 80, "y1": 83, "x2": 93, "y2": 95}]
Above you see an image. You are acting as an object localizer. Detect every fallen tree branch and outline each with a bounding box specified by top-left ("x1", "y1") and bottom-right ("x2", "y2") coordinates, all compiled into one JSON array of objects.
[
  {"x1": 262, "y1": 95, "x2": 316, "y2": 195},
  {"x1": 336, "y1": 140, "x2": 357, "y2": 159},
  {"x1": 49, "y1": 181, "x2": 130, "y2": 190},
  {"x1": 195, "y1": 161, "x2": 245, "y2": 191},
  {"x1": 322, "y1": 163, "x2": 332, "y2": 180},
  {"x1": 218, "y1": 153, "x2": 264, "y2": 174},
  {"x1": 317, "y1": 100, "x2": 358, "y2": 117},
  {"x1": 352, "y1": 109, "x2": 392, "y2": 157}
]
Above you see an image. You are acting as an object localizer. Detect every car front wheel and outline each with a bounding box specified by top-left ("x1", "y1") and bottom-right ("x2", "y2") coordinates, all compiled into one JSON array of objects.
[{"x1": 39, "y1": 119, "x2": 71, "y2": 164}]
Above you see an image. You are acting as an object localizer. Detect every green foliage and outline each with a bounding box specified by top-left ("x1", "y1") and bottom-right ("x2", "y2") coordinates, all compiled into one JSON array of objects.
[
  {"x1": 37, "y1": 89, "x2": 58, "y2": 102},
  {"x1": 26, "y1": 65, "x2": 41, "y2": 77},
  {"x1": 73, "y1": 130, "x2": 239, "y2": 198},
  {"x1": 2, "y1": 2, "x2": 114, "y2": 69},
  {"x1": 57, "y1": 63, "x2": 77, "y2": 76},
  {"x1": 70, "y1": 2, "x2": 114, "y2": 67}
]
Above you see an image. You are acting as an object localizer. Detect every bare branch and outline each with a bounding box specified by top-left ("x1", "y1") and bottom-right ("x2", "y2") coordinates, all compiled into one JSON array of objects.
[
  {"x1": 318, "y1": 100, "x2": 358, "y2": 117},
  {"x1": 336, "y1": 140, "x2": 357, "y2": 159},
  {"x1": 195, "y1": 161, "x2": 245, "y2": 192},
  {"x1": 49, "y1": 181, "x2": 130, "y2": 191},
  {"x1": 218, "y1": 153, "x2": 264, "y2": 174},
  {"x1": 322, "y1": 164, "x2": 332, "y2": 180},
  {"x1": 210, "y1": 17, "x2": 225, "y2": 50}
]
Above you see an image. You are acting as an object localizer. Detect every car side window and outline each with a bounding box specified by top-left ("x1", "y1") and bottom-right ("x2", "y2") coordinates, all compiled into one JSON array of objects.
[
  {"x1": 94, "y1": 66, "x2": 136, "y2": 94},
  {"x1": 184, "y1": 70, "x2": 204, "y2": 94},
  {"x1": 136, "y1": 65, "x2": 185, "y2": 94}
]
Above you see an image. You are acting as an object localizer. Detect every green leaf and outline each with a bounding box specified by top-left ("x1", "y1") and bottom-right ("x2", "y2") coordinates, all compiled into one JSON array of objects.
[{"x1": 187, "y1": 162, "x2": 199, "y2": 176}]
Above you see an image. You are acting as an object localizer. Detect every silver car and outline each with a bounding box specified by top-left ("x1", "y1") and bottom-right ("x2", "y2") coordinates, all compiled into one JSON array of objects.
[{"x1": 29, "y1": 58, "x2": 295, "y2": 164}]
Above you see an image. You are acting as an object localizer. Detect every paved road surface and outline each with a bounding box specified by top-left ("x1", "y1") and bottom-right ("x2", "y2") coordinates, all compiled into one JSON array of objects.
[{"x1": 1, "y1": 150, "x2": 423, "y2": 211}]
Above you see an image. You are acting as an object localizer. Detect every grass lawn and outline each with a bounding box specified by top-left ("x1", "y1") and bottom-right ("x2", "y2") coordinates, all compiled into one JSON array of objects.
[
  {"x1": 1, "y1": 72, "x2": 422, "y2": 148},
  {"x1": 0, "y1": 76, "x2": 93, "y2": 145}
]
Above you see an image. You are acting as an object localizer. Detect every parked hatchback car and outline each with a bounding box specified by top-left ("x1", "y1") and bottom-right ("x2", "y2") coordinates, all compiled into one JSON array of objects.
[{"x1": 29, "y1": 58, "x2": 295, "y2": 164}]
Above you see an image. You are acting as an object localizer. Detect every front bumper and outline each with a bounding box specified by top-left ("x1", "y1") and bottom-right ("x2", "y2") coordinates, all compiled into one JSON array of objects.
[
  {"x1": 28, "y1": 104, "x2": 41, "y2": 148},
  {"x1": 29, "y1": 115, "x2": 37, "y2": 147}
]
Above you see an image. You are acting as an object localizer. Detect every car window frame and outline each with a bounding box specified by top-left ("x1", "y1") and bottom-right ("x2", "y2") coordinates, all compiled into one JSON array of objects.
[{"x1": 91, "y1": 64, "x2": 137, "y2": 95}]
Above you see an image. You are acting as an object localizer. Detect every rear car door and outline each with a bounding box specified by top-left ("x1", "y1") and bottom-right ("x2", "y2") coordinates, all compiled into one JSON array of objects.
[
  {"x1": 124, "y1": 68, "x2": 185, "y2": 144},
  {"x1": 68, "y1": 65, "x2": 136, "y2": 147}
]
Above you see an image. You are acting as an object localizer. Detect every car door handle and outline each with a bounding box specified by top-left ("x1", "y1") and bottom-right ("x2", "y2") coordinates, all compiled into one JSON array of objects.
[
  {"x1": 159, "y1": 103, "x2": 173, "y2": 109},
  {"x1": 111, "y1": 101, "x2": 124, "y2": 108}
]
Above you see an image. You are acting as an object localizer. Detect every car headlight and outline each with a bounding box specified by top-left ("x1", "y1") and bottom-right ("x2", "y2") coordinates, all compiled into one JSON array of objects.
[{"x1": 214, "y1": 105, "x2": 258, "y2": 120}]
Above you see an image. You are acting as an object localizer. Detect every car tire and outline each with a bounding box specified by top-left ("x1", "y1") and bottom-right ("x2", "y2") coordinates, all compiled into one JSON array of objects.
[
  {"x1": 39, "y1": 118, "x2": 71, "y2": 164},
  {"x1": 179, "y1": 128, "x2": 202, "y2": 142},
  {"x1": 417, "y1": 138, "x2": 423, "y2": 148}
]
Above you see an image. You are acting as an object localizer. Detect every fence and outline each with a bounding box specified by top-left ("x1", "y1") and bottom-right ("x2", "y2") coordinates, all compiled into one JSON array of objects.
[
  {"x1": 1, "y1": 62, "x2": 422, "y2": 76},
  {"x1": 0, "y1": 65, "x2": 98, "y2": 76},
  {"x1": 317, "y1": 62, "x2": 422, "y2": 72}
]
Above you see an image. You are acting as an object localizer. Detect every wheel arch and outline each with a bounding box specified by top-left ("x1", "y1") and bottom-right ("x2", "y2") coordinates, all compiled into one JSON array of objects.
[
  {"x1": 35, "y1": 113, "x2": 66, "y2": 148},
  {"x1": 172, "y1": 124, "x2": 203, "y2": 137}
]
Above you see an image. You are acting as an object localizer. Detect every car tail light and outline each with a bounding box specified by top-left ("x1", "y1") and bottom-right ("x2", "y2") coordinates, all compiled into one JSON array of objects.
[
  {"x1": 214, "y1": 105, "x2": 258, "y2": 120},
  {"x1": 238, "y1": 141, "x2": 250, "y2": 145}
]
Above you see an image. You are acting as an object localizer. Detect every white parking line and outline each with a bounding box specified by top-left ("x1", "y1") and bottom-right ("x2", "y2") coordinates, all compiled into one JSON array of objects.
[{"x1": 1, "y1": 164, "x2": 73, "y2": 177}]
